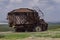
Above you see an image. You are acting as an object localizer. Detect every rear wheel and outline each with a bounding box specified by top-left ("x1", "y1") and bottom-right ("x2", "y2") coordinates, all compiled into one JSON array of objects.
[
  {"x1": 14, "y1": 26, "x2": 25, "y2": 32},
  {"x1": 15, "y1": 28, "x2": 20, "y2": 32}
]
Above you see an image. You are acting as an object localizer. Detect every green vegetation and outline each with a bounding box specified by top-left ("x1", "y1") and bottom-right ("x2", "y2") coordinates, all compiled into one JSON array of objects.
[
  {"x1": 0, "y1": 31, "x2": 60, "y2": 39},
  {"x1": 0, "y1": 24, "x2": 10, "y2": 32},
  {"x1": 3, "y1": 33, "x2": 30, "y2": 39},
  {"x1": 0, "y1": 23, "x2": 60, "y2": 39},
  {"x1": 48, "y1": 23, "x2": 60, "y2": 31},
  {"x1": 0, "y1": 34, "x2": 5, "y2": 38}
]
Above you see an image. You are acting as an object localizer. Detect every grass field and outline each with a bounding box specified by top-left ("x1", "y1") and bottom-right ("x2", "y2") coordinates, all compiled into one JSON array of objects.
[{"x1": 0, "y1": 23, "x2": 60, "y2": 40}]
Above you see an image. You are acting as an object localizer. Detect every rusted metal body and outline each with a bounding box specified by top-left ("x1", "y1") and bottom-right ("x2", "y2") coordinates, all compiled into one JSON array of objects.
[{"x1": 7, "y1": 8, "x2": 48, "y2": 32}]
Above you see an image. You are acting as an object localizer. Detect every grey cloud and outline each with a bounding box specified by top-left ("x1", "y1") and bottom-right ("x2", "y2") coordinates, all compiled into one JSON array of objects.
[{"x1": 0, "y1": 0, "x2": 60, "y2": 22}]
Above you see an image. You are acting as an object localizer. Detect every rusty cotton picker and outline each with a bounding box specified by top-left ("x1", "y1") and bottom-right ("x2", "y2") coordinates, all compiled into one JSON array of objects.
[{"x1": 7, "y1": 8, "x2": 48, "y2": 32}]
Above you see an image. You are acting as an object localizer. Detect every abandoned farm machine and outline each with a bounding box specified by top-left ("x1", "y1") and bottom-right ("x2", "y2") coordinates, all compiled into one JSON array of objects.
[{"x1": 7, "y1": 8, "x2": 48, "y2": 32}]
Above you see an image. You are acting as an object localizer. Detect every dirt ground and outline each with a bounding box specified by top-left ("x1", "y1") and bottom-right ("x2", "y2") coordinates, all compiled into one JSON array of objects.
[
  {"x1": 22, "y1": 37, "x2": 60, "y2": 40},
  {"x1": 0, "y1": 32, "x2": 60, "y2": 40},
  {"x1": 0, "y1": 37, "x2": 60, "y2": 40}
]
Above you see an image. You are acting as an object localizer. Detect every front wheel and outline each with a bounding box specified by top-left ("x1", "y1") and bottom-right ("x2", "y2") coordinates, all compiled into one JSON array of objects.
[{"x1": 34, "y1": 26, "x2": 42, "y2": 32}]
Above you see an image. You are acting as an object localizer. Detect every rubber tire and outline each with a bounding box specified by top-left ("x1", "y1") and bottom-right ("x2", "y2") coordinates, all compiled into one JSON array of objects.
[{"x1": 34, "y1": 26, "x2": 42, "y2": 32}]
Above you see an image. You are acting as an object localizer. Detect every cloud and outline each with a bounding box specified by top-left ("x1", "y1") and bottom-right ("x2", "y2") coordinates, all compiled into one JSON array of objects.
[
  {"x1": 29, "y1": 0, "x2": 40, "y2": 7},
  {"x1": 32, "y1": 0, "x2": 39, "y2": 4},
  {"x1": 43, "y1": 0, "x2": 60, "y2": 22},
  {"x1": 0, "y1": 0, "x2": 23, "y2": 22},
  {"x1": 0, "y1": 0, "x2": 9, "y2": 7},
  {"x1": 52, "y1": 0, "x2": 60, "y2": 3},
  {"x1": 29, "y1": 0, "x2": 50, "y2": 13},
  {"x1": 0, "y1": 0, "x2": 4, "y2": 2},
  {"x1": 5, "y1": 0, "x2": 23, "y2": 12},
  {"x1": 28, "y1": 0, "x2": 60, "y2": 22},
  {"x1": 29, "y1": 0, "x2": 49, "y2": 9},
  {"x1": 10, "y1": 0, "x2": 22, "y2": 3},
  {"x1": 0, "y1": 0, "x2": 60, "y2": 22}
]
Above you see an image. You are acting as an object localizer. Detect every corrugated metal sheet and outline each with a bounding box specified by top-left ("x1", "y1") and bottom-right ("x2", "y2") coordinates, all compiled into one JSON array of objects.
[
  {"x1": 13, "y1": 8, "x2": 34, "y2": 12},
  {"x1": 14, "y1": 14, "x2": 27, "y2": 24}
]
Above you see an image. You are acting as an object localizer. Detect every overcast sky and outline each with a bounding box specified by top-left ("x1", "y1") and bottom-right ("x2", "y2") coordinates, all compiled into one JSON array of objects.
[{"x1": 0, "y1": 0, "x2": 60, "y2": 22}]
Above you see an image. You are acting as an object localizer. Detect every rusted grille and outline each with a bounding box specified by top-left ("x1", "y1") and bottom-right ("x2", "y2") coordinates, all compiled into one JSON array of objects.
[{"x1": 14, "y1": 14, "x2": 27, "y2": 24}]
